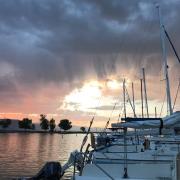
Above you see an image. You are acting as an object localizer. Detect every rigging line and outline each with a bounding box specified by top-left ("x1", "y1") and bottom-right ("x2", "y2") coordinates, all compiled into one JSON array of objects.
[
  {"x1": 159, "y1": 92, "x2": 166, "y2": 117},
  {"x1": 117, "y1": 104, "x2": 124, "y2": 122},
  {"x1": 164, "y1": 27, "x2": 180, "y2": 64},
  {"x1": 173, "y1": 80, "x2": 180, "y2": 111},
  {"x1": 125, "y1": 86, "x2": 137, "y2": 117},
  {"x1": 104, "y1": 93, "x2": 123, "y2": 130},
  {"x1": 104, "y1": 76, "x2": 126, "y2": 129},
  {"x1": 104, "y1": 102, "x2": 118, "y2": 131},
  {"x1": 106, "y1": 103, "x2": 117, "y2": 126},
  {"x1": 103, "y1": 77, "x2": 120, "y2": 131}
]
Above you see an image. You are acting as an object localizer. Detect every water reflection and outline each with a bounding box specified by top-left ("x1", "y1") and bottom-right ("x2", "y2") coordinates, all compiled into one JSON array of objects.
[{"x1": 0, "y1": 133, "x2": 84, "y2": 180}]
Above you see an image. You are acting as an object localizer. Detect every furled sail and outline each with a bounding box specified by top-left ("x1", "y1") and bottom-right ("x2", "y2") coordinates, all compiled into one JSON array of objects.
[{"x1": 111, "y1": 111, "x2": 180, "y2": 129}]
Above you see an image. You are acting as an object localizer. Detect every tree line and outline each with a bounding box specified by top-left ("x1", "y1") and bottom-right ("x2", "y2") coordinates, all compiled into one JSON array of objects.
[
  {"x1": 0, "y1": 119, "x2": 11, "y2": 128},
  {"x1": 0, "y1": 115, "x2": 87, "y2": 133},
  {"x1": 17, "y1": 114, "x2": 72, "y2": 132}
]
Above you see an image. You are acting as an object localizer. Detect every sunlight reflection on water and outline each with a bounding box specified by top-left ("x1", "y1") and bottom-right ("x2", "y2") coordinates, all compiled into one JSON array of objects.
[{"x1": 0, "y1": 133, "x2": 85, "y2": 180}]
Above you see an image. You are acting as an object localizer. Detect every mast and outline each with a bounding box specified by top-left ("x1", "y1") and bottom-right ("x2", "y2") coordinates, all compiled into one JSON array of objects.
[
  {"x1": 142, "y1": 68, "x2": 149, "y2": 117},
  {"x1": 132, "y1": 82, "x2": 136, "y2": 115},
  {"x1": 140, "y1": 79, "x2": 144, "y2": 118},
  {"x1": 132, "y1": 82, "x2": 138, "y2": 151},
  {"x1": 155, "y1": 106, "x2": 157, "y2": 118},
  {"x1": 123, "y1": 79, "x2": 126, "y2": 118},
  {"x1": 123, "y1": 79, "x2": 128, "y2": 178},
  {"x1": 125, "y1": 87, "x2": 136, "y2": 117},
  {"x1": 157, "y1": 5, "x2": 173, "y2": 115}
]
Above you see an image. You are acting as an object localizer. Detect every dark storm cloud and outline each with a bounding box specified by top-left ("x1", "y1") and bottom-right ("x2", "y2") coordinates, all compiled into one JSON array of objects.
[
  {"x1": 0, "y1": 0, "x2": 179, "y2": 90},
  {"x1": 0, "y1": 77, "x2": 16, "y2": 92}
]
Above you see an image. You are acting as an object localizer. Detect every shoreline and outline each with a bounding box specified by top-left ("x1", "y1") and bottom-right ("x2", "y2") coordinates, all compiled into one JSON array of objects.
[{"x1": 0, "y1": 130, "x2": 102, "y2": 134}]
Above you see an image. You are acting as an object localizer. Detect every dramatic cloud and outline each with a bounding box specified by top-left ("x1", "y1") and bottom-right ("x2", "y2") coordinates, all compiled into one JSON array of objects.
[{"x1": 0, "y1": 0, "x2": 179, "y2": 125}]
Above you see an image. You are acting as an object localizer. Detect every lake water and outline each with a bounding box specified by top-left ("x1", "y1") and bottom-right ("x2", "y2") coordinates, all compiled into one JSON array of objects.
[{"x1": 0, "y1": 133, "x2": 85, "y2": 180}]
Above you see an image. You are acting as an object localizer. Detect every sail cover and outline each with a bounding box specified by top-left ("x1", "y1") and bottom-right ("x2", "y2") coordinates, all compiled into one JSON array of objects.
[{"x1": 111, "y1": 111, "x2": 180, "y2": 129}]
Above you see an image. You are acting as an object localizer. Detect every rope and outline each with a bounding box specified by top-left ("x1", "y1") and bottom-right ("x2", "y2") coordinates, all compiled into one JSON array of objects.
[
  {"x1": 117, "y1": 102, "x2": 124, "y2": 123},
  {"x1": 173, "y1": 80, "x2": 180, "y2": 111},
  {"x1": 164, "y1": 27, "x2": 180, "y2": 64},
  {"x1": 125, "y1": 86, "x2": 136, "y2": 117},
  {"x1": 160, "y1": 93, "x2": 166, "y2": 117},
  {"x1": 104, "y1": 102, "x2": 117, "y2": 131},
  {"x1": 104, "y1": 81, "x2": 125, "y2": 130}
]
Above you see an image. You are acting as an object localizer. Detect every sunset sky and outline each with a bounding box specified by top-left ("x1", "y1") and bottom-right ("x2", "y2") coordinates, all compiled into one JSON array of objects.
[{"x1": 0, "y1": 0, "x2": 179, "y2": 127}]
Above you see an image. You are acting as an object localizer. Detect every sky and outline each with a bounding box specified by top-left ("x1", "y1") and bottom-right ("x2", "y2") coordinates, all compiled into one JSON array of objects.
[{"x1": 0, "y1": 0, "x2": 179, "y2": 127}]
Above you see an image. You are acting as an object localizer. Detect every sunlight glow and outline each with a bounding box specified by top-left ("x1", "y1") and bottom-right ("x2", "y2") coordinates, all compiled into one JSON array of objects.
[
  {"x1": 107, "y1": 79, "x2": 122, "y2": 90},
  {"x1": 61, "y1": 81, "x2": 102, "y2": 112},
  {"x1": 60, "y1": 77, "x2": 136, "y2": 119}
]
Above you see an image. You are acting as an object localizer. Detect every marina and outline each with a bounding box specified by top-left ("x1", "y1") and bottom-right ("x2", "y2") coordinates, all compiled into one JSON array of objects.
[{"x1": 0, "y1": 1, "x2": 179, "y2": 180}]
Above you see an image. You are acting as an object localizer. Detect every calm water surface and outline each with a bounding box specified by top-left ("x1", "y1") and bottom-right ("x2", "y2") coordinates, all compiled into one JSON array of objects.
[{"x1": 0, "y1": 133, "x2": 85, "y2": 180}]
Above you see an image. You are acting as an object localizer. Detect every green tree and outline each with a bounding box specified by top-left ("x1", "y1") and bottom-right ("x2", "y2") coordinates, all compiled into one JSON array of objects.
[
  {"x1": 40, "y1": 114, "x2": 49, "y2": 131},
  {"x1": 80, "y1": 126, "x2": 86, "y2": 132},
  {"x1": 18, "y1": 118, "x2": 33, "y2": 130},
  {"x1": 0, "y1": 119, "x2": 11, "y2": 128},
  {"x1": 49, "y1": 118, "x2": 56, "y2": 132},
  {"x1": 58, "y1": 119, "x2": 72, "y2": 131}
]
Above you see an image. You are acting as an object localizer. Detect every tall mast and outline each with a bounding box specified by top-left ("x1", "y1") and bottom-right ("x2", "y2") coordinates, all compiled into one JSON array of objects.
[
  {"x1": 123, "y1": 79, "x2": 127, "y2": 118},
  {"x1": 155, "y1": 106, "x2": 157, "y2": 118},
  {"x1": 140, "y1": 79, "x2": 144, "y2": 118},
  {"x1": 123, "y1": 81, "x2": 128, "y2": 178},
  {"x1": 157, "y1": 5, "x2": 173, "y2": 115},
  {"x1": 142, "y1": 68, "x2": 149, "y2": 117}
]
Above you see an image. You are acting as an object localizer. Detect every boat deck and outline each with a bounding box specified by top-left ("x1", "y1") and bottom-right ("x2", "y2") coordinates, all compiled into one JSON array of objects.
[{"x1": 75, "y1": 163, "x2": 174, "y2": 180}]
